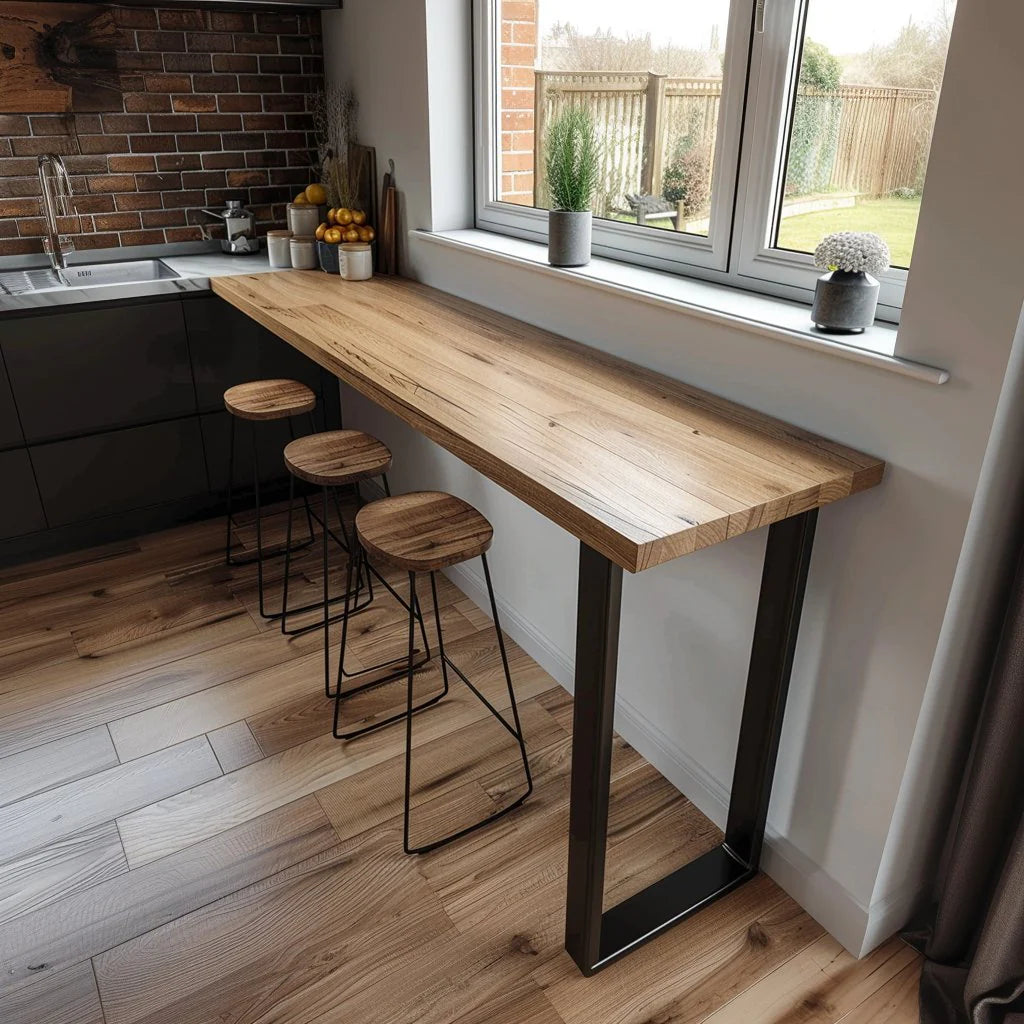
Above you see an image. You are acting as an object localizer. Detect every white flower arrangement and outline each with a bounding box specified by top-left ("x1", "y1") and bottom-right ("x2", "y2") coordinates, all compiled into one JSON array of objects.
[{"x1": 813, "y1": 232, "x2": 891, "y2": 276}]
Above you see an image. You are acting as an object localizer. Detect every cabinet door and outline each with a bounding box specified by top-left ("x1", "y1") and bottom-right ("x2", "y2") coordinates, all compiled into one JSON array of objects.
[
  {"x1": 185, "y1": 294, "x2": 327, "y2": 414},
  {"x1": 0, "y1": 355, "x2": 24, "y2": 451},
  {"x1": 200, "y1": 410, "x2": 306, "y2": 494},
  {"x1": 31, "y1": 418, "x2": 207, "y2": 527},
  {"x1": 0, "y1": 449, "x2": 46, "y2": 539},
  {"x1": 2, "y1": 300, "x2": 196, "y2": 443}
]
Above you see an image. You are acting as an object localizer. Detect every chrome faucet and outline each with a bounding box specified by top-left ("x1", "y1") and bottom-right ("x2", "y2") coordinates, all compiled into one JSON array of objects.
[{"x1": 37, "y1": 153, "x2": 76, "y2": 271}]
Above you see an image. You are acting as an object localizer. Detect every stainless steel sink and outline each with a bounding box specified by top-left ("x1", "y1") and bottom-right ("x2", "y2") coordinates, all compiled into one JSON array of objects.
[
  {"x1": 58, "y1": 259, "x2": 180, "y2": 288},
  {"x1": 0, "y1": 258, "x2": 207, "y2": 311}
]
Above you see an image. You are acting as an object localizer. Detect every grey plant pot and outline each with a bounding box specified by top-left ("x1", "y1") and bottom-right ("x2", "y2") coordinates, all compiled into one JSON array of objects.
[
  {"x1": 548, "y1": 210, "x2": 593, "y2": 267},
  {"x1": 811, "y1": 270, "x2": 880, "y2": 333}
]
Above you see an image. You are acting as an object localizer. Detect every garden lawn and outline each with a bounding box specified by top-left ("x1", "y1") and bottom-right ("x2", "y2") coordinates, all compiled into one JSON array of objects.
[{"x1": 775, "y1": 196, "x2": 921, "y2": 269}]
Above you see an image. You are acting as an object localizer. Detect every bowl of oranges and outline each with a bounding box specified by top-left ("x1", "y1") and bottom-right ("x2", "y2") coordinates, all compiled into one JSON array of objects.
[{"x1": 315, "y1": 207, "x2": 376, "y2": 273}]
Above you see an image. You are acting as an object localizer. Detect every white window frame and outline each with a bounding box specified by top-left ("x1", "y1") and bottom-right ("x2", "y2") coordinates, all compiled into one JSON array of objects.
[{"x1": 473, "y1": 0, "x2": 927, "y2": 324}]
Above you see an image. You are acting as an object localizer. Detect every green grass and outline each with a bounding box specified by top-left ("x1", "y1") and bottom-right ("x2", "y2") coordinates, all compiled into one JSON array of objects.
[{"x1": 775, "y1": 197, "x2": 921, "y2": 269}]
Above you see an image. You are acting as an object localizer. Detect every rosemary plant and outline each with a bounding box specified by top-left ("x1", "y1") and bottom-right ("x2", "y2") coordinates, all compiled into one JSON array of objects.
[{"x1": 545, "y1": 106, "x2": 600, "y2": 213}]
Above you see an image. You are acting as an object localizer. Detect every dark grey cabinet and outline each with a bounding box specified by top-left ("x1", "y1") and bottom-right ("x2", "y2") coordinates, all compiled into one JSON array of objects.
[
  {"x1": 0, "y1": 449, "x2": 46, "y2": 539},
  {"x1": 184, "y1": 295, "x2": 324, "y2": 414},
  {"x1": 0, "y1": 354, "x2": 24, "y2": 451},
  {"x1": 200, "y1": 410, "x2": 299, "y2": 493},
  {"x1": 2, "y1": 300, "x2": 196, "y2": 443},
  {"x1": 31, "y1": 419, "x2": 208, "y2": 527}
]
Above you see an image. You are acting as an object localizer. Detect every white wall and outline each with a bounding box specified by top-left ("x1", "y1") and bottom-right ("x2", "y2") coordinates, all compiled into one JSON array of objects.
[{"x1": 321, "y1": 0, "x2": 1024, "y2": 954}]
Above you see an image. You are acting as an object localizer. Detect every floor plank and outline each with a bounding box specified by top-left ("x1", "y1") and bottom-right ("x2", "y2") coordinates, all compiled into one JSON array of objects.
[
  {"x1": 117, "y1": 639, "x2": 558, "y2": 869},
  {"x1": 0, "y1": 821, "x2": 128, "y2": 926},
  {"x1": 0, "y1": 736, "x2": 221, "y2": 866},
  {"x1": 0, "y1": 961, "x2": 105, "y2": 1024},
  {"x1": 835, "y1": 957, "x2": 922, "y2": 1024},
  {"x1": 0, "y1": 797, "x2": 337, "y2": 994},
  {"x1": 208, "y1": 720, "x2": 264, "y2": 773},
  {"x1": 0, "y1": 626, "x2": 77, "y2": 679},
  {"x1": 93, "y1": 827, "x2": 454, "y2": 1024},
  {"x1": 0, "y1": 725, "x2": 119, "y2": 807}
]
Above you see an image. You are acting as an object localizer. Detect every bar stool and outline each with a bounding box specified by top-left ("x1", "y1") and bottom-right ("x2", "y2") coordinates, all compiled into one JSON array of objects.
[
  {"x1": 343, "y1": 490, "x2": 533, "y2": 855},
  {"x1": 280, "y1": 429, "x2": 431, "y2": 697},
  {"x1": 223, "y1": 379, "x2": 318, "y2": 619}
]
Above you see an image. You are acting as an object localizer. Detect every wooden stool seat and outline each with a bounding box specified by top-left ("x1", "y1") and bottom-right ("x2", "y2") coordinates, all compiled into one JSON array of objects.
[
  {"x1": 356, "y1": 491, "x2": 494, "y2": 572},
  {"x1": 283, "y1": 430, "x2": 393, "y2": 486},
  {"x1": 224, "y1": 379, "x2": 316, "y2": 421}
]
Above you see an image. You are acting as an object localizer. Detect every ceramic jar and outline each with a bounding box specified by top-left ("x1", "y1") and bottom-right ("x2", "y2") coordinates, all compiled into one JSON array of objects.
[
  {"x1": 340, "y1": 243, "x2": 373, "y2": 281},
  {"x1": 289, "y1": 235, "x2": 317, "y2": 270},
  {"x1": 266, "y1": 229, "x2": 292, "y2": 269}
]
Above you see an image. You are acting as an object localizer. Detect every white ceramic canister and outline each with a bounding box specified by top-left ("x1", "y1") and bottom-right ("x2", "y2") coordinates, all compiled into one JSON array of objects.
[
  {"x1": 289, "y1": 235, "x2": 318, "y2": 270},
  {"x1": 339, "y1": 243, "x2": 373, "y2": 281},
  {"x1": 286, "y1": 203, "x2": 320, "y2": 237},
  {"x1": 266, "y1": 229, "x2": 293, "y2": 269}
]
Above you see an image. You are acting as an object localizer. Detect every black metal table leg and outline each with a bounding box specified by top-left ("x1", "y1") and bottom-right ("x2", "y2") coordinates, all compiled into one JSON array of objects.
[{"x1": 564, "y1": 509, "x2": 818, "y2": 975}]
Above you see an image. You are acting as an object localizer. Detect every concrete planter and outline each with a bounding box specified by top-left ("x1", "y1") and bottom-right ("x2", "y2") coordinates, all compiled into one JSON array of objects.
[
  {"x1": 811, "y1": 270, "x2": 880, "y2": 333},
  {"x1": 548, "y1": 210, "x2": 592, "y2": 267}
]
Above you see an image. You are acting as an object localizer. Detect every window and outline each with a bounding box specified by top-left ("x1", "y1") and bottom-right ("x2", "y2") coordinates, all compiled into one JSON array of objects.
[{"x1": 475, "y1": 0, "x2": 957, "y2": 322}]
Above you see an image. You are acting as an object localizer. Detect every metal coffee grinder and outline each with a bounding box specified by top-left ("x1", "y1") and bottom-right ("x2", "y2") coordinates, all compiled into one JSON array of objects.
[{"x1": 200, "y1": 200, "x2": 260, "y2": 255}]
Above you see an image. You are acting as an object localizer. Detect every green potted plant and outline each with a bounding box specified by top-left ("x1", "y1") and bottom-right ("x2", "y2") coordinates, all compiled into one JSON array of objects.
[{"x1": 545, "y1": 106, "x2": 600, "y2": 267}]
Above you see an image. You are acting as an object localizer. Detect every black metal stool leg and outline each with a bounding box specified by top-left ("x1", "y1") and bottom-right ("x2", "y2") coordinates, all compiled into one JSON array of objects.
[
  {"x1": 403, "y1": 556, "x2": 532, "y2": 855},
  {"x1": 224, "y1": 413, "x2": 237, "y2": 565}
]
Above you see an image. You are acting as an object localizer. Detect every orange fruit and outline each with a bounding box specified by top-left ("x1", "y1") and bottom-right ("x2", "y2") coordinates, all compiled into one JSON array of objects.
[
  {"x1": 343, "y1": 227, "x2": 360, "y2": 243},
  {"x1": 315, "y1": 223, "x2": 328, "y2": 241},
  {"x1": 327, "y1": 208, "x2": 337, "y2": 224},
  {"x1": 357, "y1": 226, "x2": 375, "y2": 242},
  {"x1": 304, "y1": 183, "x2": 327, "y2": 205},
  {"x1": 292, "y1": 193, "x2": 308, "y2": 205},
  {"x1": 336, "y1": 208, "x2": 353, "y2": 226},
  {"x1": 351, "y1": 210, "x2": 367, "y2": 226},
  {"x1": 324, "y1": 227, "x2": 343, "y2": 244}
]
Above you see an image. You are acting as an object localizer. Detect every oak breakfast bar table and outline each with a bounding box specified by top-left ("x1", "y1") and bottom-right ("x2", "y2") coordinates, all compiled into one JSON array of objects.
[{"x1": 212, "y1": 269, "x2": 885, "y2": 976}]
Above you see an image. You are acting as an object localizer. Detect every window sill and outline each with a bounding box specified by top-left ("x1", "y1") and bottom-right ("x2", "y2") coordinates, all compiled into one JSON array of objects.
[{"x1": 413, "y1": 229, "x2": 949, "y2": 386}]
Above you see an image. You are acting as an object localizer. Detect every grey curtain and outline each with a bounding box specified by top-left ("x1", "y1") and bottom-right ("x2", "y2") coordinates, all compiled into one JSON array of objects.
[{"x1": 910, "y1": 538, "x2": 1024, "y2": 1023}]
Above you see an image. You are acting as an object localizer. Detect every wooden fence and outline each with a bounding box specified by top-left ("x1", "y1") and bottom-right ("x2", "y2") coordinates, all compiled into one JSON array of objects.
[{"x1": 533, "y1": 71, "x2": 937, "y2": 214}]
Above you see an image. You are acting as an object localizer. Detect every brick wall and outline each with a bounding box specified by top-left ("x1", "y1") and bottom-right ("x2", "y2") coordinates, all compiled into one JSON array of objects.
[
  {"x1": 0, "y1": 6, "x2": 323, "y2": 258},
  {"x1": 500, "y1": 0, "x2": 538, "y2": 206}
]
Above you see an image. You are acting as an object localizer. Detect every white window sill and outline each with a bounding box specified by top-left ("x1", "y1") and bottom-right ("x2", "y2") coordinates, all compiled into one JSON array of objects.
[{"x1": 413, "y1": 229, "x2": 949, "y2": 386}]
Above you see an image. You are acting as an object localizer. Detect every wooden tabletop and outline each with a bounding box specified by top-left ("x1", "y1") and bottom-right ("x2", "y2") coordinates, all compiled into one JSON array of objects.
[{"x1": 212, "y1": 271, "x2": 884, "y2": 573}]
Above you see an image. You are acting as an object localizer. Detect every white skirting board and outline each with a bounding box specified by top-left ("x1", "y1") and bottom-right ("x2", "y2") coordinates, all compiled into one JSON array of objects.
[{"x1": 356, "y1": 480, "x2": 904, "y2": 957}]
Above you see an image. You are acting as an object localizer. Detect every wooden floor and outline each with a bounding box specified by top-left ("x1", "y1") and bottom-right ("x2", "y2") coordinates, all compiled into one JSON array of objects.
[{"x1": 0, "y1": 506, "x2": 921, "y2": 1024}]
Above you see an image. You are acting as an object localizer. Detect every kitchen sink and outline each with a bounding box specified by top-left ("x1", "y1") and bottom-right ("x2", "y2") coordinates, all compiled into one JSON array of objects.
[{"x1": 0, "y1": 258, "x2": 206, "y2": 311}]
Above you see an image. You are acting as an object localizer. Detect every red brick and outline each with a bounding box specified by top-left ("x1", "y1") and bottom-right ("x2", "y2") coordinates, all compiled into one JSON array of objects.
[
  {"x1": 279, "y1": 36, "x2": 312, "y2": 55},
  {"x1": 119, "y1": 230, "x2": 166, "y2": 247},
  {"x1": 165, "y1": 226, "x2": 204, "y2": 242},
  {"x1": 12, "y1": 137, "x2": 76, "y2": 157},
  {"x1": 197, "y1": 114, "x2": 242, "y2": 132},
  {"x1": 160, "y1": 190, "x2": 205, "y2": 208},
  {"x1": 193, "y1": 74, "x2": 238, "y2": 93},
  {"x1": 74, "y1": 114, "x2": 103, "y2": 133},
  {"x1": 75, "y1": 233, "x2": 122, "y2": 250},
  {"x1": 181, "y1": 170, "x2": 226, "y2": 189},
  {"x1": 220, "y1": 132, "x2": 265, "y2": 151},
  {"x1": 79, "y1": 134, "x2": 131, "y2": 155},
  {"x1": 0, "y1": 157, "x2": 38, "y2": 176},
  {"x1": 108, "y1": 155, "x2": 157, "y2": 173},
  {"x1": 135, "y1": 172, "x2": 182, "y2": 192},
  {"x1": 243, "y1": 113, "x2": 286, "y2": 131},
  {"x1": 158, "y1": 153, "x2": 202, "y2": 171},
  {"x1": 238, "y1": 75, "x2": 281, "y2": 94},
  {"x1": 16, "y1": 218, "x2": 47, "y2": 237},
  {"x1": 142, "y1": 209, "x2": 187, "y2": 228},
  {"x1": 93, "y1": 212, "x2": 143, "y2": 231},
  {"x1": 113, "y1": 8, "x2": 157, "y2": 28},
  {"x1": 124, "y1": 93, "x2": 172, "y2": 113},
  {"x1": 117, "y1": 51, "x2": 166, "y2": 72},
  {"x1": 1, "y1": 175, "x2": 45, "y2": 196},
  {"x1": 501, "y1": 43, "x2": 536, "y2": 65},
  {"x1": 281, "y1": 75, "x2": 318, "y2": 94},
  {"x1": 186, "y1": 32, "x2": 235, "y2": 53},
  {"x1": 502, "y1": 65, "x2": 536, "y2": 88},
  {"x1": 173, "y1": 94, "x2": 218, "y2": 113},
  {"x1": 501, "y1": 110, "x2": 534, "y2": 131},
  {"x1": 502, "y1": 151, "x2": 533, "y2": 171},
  {"x1": 0, "y1": 220, "x2": 16, "y2": 238},
  {"x1": 101, "y1": 114, "x2": 150, "y2": 133},
  {"x1": 209, "y1": 12, "x2": 253, "y2": 32},
  {"x1": 236, "y1": 35, "x2": 280, "y2": 55},
  {"x1": 213, "y1": 54, "x2": 259, "y2": 73},
  {"x1": 268, "y1": 167, "x2": 308, "y2": 186},
  {"x1": 129, "y1": 134, "x2": 179, "y2": 154},
  {"x1": 201, "y1": 152, "x2": 245, "y2": 170},
  {"x1": 284, "y1": 113, "x2": 314, "y2": 131},
  {"x1": 73, "y1": 194, "x2": 116, "y2": 214},
  {"x1": 512, "y1": 21, "x2": 537, "y2": 45},
  {"x1": 163, "y1": 53, "x2": 212, "y2": 73},
  {"x1": 301, "y1": 56, "x2": 323, "y2": 77},
  {"x1": 262, "y1": 94, "x2": 305, "y2": 113},
  {"x1": 176, "y1": 133, "x2": 224, "y2": 153},
  {"x1": 226, "y1": 169, "x2": 268, "y2": 188},
  {"x1": 87, "y1": 174, "x2": 135, "y2": 194},
  {"x1": 502, "y1": 1, "x2": 537, "y2": 19},
  {"x1": 148, "y1": 114, "x2": 197, "y2": 132},
  {"x1": 264, "y1": 131, "x2": 304, "y2": 150},
  {"x1": 0, "y1": 239, "x2": 43, "y2": 257},
  {"x1": 502, "y1": 88, "x2": 534, "y2": 111},
  {"x1": 0, "y1": 198, "x2": 39, "y2": 218},
  {"x1": 115, "y1": 193, "x2": 163, "y2": 211},
  {"x1": 29, "y1": 115, "x2": 74, "y2": 136},
  {"x1": 136, "y1": 31, "x2": 186, "y2": 52},
  {"x1": 145, "y1": 74, "x2": 192, "y2": 93},
  {"x1": 158, "y1": 10, "x2": 206, "y2": 31},
  {"x1": 259, "y1": 55, "x2": 301, "y2": 74}
]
